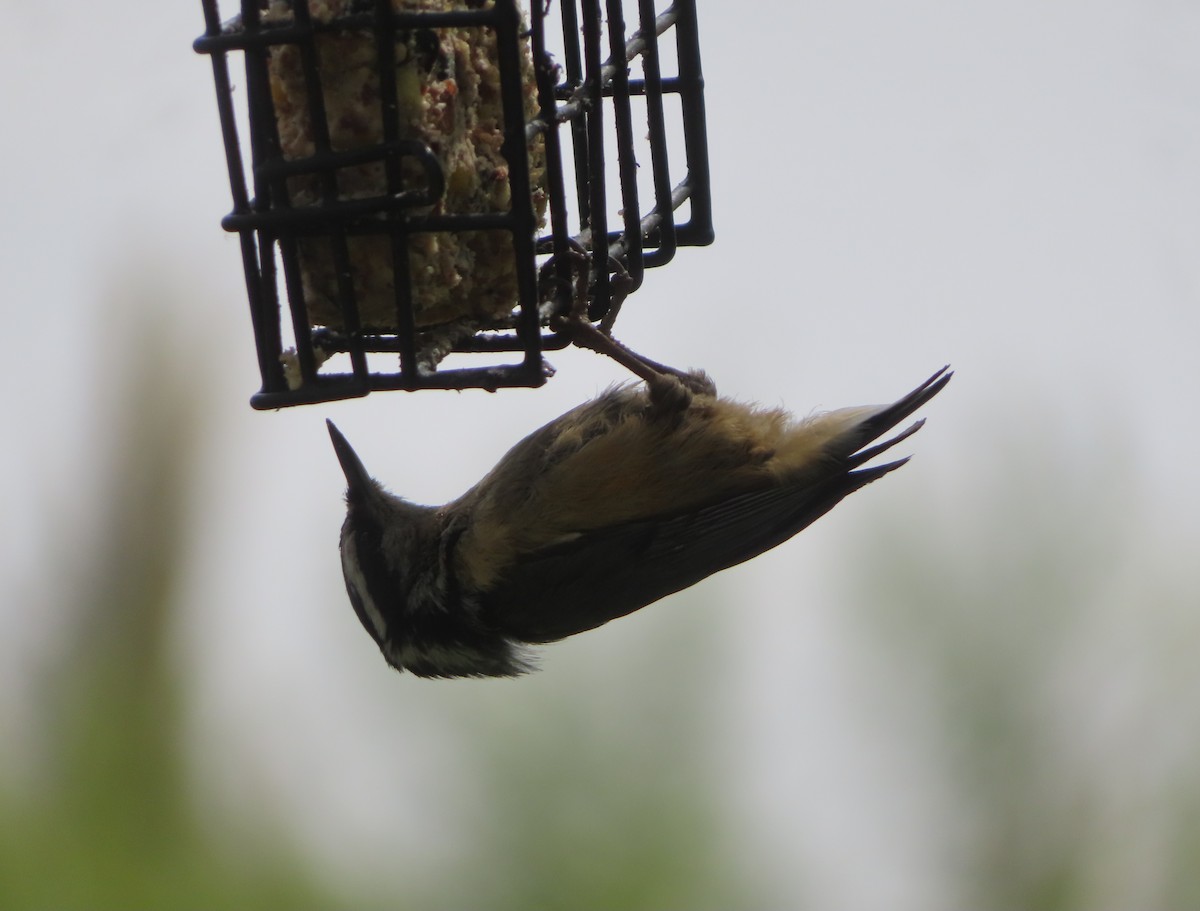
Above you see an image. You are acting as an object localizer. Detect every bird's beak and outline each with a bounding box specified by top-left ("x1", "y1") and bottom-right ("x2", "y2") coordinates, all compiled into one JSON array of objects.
[{"x1": 326, "y1": 420, "x2": 373, "y2": 498}]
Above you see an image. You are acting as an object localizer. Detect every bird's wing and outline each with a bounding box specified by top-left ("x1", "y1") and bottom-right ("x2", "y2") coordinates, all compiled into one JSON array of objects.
[
  {"x1": 477, "y1": 458, "x2": 905, "y2": 644},
  {"x1": 479, "y1": 365, "x2": 952, "y2": 644}
]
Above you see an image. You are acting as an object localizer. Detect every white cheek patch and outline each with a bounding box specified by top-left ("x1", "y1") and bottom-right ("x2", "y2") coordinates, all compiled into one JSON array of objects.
[{"x1": 342, "y1": 535, "x2": 388, "y2": 642}]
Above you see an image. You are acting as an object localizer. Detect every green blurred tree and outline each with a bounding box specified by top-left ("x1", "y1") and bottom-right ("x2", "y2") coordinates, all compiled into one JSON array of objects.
[
  {"x1": 852, "y1": 422, "x2": 1200, "y2": 911},
  {"x1": 0, "y1": 299, "x2": 337, "y2": 910},
  {"x1": 0, "y1": 279, "x2": 760, "y2": 910}
]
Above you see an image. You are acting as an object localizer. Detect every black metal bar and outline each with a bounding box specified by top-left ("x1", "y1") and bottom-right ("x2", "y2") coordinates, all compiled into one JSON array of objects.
[
  {"x1": 302, "y1": 327, "x2": 570, "y2": 355},
  {"x1": 197, "y1": 0, "x2": 713, "y2": 407},
  {"x1": 635, "y1": 0, "x2": 678, "y2": 269},
  {"x1": 532, "y1": 0, "x2": 579, "y2": 325},
  {"x1": 369, "y1": 0, "x2": 419, "y2": 385},
  {"x1": 671, "y1": 0, "x2": 714, "y2": 246},
  {"x1": 198, "y1": 0, "x2": 281, "y2": 392},
  {"x1": 241, "y1": 0, "x2": 299, "y2": 396},
  {"x1": 224, "y1": 192, "x2": 517, "y2": 233},
  {"x1": 244, "y1": 0, "x2": 325, "y2": 393},
  {"x1": 606, "y1": 0, "x2": 645, "y2": 294},
  {"x1": 289, "y1": 1, "x2": 371, "y2": 384},
  {"x1": 253, "y1": 138, "x2": 443, "y2": 184},
  {"x1": 195, "y1": 7, "x2": 507, "y2": 53},
  {"x1": 494, "y1": 0, "x2": 546, "y2": 384},
  {"x1": 580, "y1": 0, "x2": 611, "y2": 319},
  {"x1": 249, "y1": 361, "x2": 536, "y2": 408},
  {"x1": 606, "y1": 177, "x2": 693, "y2": 257},
  {"x1": 552, "y1": 6, "x2": 679, "y2": 121},
  {"x1": 560, "y1": 0, "x2": 591, "y2": 239}
]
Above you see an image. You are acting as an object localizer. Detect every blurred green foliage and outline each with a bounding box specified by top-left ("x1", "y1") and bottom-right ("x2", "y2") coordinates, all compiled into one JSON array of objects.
[
  {"x1": 0, "y1": 327, "x2": 338, "y2": 910},
  {"x1": 4, "y1": 303, "x2": 1199, "y2": 910},
  {"x1": 852, "y1": 427, "x2": 1200, "y2": 911},
  {"x1": 0, "y1": 310, "x2": 755, "y2": 910},
  {"x1": 450, "y1": 668, "x2": 750, "y2": 910}
]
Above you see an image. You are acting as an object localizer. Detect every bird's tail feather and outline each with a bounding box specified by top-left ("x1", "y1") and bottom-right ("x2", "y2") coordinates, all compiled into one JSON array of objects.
[{"x1": 837, "y1": 366, "x2": 952, "y2": 467}]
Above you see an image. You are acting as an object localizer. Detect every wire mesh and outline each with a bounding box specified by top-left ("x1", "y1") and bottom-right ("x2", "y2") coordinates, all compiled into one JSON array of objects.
[{"x1": 195, "y1": 0, "x2": 712, "y2": 408}]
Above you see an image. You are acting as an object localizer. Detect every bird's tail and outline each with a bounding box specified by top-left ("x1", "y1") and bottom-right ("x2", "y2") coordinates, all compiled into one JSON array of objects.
[{"x1": 833, "y1": 366, "x2": 953, "y2": 473}]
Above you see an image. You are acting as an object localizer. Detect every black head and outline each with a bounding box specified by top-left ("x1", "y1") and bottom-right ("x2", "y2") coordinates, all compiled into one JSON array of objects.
[
  {"x1": 327, "y1": 420, "x2": 398, "y2": 652},
  {"x1": 325, "y1": 421, "x2": 528, "y2": 677}
]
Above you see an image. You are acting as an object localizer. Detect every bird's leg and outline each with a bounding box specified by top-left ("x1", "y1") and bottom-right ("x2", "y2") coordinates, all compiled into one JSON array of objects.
[
  {"x1": 551, "y1": 309, "x2": 716, "y2": 412},
  {"x1": 546, "y1": 242, "x2": 715, "y2": 411}
]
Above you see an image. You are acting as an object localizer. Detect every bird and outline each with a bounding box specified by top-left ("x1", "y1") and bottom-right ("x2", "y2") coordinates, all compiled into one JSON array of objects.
[{"x1": 327, "y1": 365, "x2": 951, "y2": 678}]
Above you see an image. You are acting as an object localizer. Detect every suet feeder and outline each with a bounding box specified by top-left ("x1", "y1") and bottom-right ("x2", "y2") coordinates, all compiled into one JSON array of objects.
[{"x1": 194, "y1": 0, "x2": 713, "y2": 408}]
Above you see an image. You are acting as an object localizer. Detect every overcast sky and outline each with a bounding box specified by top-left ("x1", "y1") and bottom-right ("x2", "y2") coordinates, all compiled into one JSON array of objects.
[{"x1": 3, "y1": 2, "x2": 1199, "y2": 907}]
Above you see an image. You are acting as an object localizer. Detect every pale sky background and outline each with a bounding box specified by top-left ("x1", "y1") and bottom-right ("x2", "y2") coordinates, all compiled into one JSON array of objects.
[{"x1": 3, "y1": 1, "x2": 1200, "y2": 908}]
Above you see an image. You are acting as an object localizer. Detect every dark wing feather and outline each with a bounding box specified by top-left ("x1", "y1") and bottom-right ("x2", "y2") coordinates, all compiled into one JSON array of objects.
[
  {"x1": 481, "y1": 366, "x2": 952, "y2": 644},
  {"x1": 480, "y1": 459, "x2": 906, "y2": 644},
  {"x1": 834, "y1": 366, "x2": 952, "y2": 465}
]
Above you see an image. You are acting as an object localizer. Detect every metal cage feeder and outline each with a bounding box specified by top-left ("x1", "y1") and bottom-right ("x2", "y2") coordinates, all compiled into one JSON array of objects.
[{"x1": 195, "y1": 0, "x2": 713, "y2": 408}]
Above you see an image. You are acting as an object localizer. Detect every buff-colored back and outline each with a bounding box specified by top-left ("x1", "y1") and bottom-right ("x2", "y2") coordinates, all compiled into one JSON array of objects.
[{"x1": 457, "y1": 386, "x2": 880, "y2": 589}]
